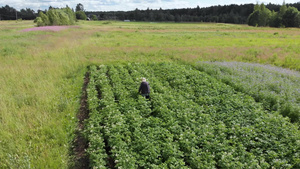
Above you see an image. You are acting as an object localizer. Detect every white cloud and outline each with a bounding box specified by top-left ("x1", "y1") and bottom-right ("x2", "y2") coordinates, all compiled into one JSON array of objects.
[
  {"x1": 84, "y1": 0, "x2": 195, "y2": 11},
  {"x1": 0, "y1": 0, "x2": 299, "y2": 12}
]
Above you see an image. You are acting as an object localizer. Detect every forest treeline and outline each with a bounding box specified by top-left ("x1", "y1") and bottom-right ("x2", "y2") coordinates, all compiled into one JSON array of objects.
[
  {"x1": 86, "y1": 3, "x2": 300, "y2": 25},
  {"x1": 1, "y1": 2, "x2": 300, "y2": 26}
]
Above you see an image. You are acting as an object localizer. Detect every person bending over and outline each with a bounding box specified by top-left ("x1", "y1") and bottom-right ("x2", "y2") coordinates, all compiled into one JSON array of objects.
[{"x1": 139, "y1": 78, "x2": 150, "y2": 99}]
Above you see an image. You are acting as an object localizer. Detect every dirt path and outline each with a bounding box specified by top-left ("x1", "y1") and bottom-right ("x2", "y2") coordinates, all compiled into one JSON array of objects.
[{"x1": 72, "y1": 72, "x2": 90, "y2": 169}]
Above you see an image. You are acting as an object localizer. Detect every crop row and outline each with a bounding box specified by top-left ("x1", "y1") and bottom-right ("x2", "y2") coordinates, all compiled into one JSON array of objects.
[
  {"x1": 196, "y1": 61, "x2": 300, "y2": 123},
  {"x1": 85, "y1": 63, "x2": 300, "y2": 168}
]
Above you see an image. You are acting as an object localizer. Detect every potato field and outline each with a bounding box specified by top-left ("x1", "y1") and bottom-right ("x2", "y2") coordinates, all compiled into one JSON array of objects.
[
  {"x1": 85, "y1": 63, "x2": 300, "y2": 168},
  {"x1": 1, "y1": 21, "x2": 300, "y2": 168}
]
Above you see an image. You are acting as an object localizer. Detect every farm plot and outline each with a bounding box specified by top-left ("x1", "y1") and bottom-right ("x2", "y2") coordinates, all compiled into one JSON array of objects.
[
  {"x1": 85, "y1": 63, "x2": 300, "y2": 169},
  {"x1": 196, "y1": 61, "x2": 300, "y2": 123}
]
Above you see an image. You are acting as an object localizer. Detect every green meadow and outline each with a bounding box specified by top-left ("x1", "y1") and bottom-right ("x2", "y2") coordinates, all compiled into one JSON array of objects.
[{"x1": 0, "y1": 20, "x2": 299, "y2": 168}]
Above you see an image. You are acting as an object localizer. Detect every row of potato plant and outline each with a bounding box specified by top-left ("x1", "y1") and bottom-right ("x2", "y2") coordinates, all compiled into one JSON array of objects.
[
  {"x1": 149, "y1": 63, "x2": 299, "y2": 167},
  {"x1": 125, "y1": 63, "x2": 190, "y2": 168},
  {"x1": 85, "y1": 63, "x2": 300, "y2": 168},
  {"x1": 130, "y1": 63, "x2": 300, "y2": 168},
  {"x1": 111, "y1": 64, "x2": 187, "y2": 168},
  {"x1": 84, "y1": 65, "x2": 107, "y2": 167},
  {"x1": 196, "y1": 61, "x2": 300, "y2": 123}
]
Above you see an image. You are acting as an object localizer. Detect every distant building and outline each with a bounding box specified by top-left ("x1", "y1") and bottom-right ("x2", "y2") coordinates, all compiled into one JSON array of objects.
[{"x1": 124, "y1": 20, "x2": 130, "y2": 22}]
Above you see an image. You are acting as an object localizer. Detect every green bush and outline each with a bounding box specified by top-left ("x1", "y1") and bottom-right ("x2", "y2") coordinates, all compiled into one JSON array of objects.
[
  {"x1": 35, "y1": 11, "x2": 51, "y2": 26},
  {"x1": 75, "y1": 11, "x2": 87, "y2": 20},
  {"x1": 91, "y1": 15, "x2": 98, "y2": 21},
  {"x1": 247, "y1": 4, "x2": 271, "y2": 27},
  {"x1": 35, "y1": 7, "x2": 76, "y2": 27},
  {"x1": 47, "y1": 9, "x2": 61, "y2": 25},
  {"x1": 35, "y1": 17, "x2": 43, "y2": 27},
  {"x1": 248, "y1": 3, "x2": 300, "y2": 28},
  {"x1": 63, "y1": 7, "x2": 76, "y2": 24},
  {"x1": 282, "y1": 7, "x2": 300, "y2": 27}
]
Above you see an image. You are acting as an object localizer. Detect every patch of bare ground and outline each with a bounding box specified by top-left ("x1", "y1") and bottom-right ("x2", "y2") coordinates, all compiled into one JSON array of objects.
[{"x1": 72, "y1": 72, "x2": 90, "y2": 169}]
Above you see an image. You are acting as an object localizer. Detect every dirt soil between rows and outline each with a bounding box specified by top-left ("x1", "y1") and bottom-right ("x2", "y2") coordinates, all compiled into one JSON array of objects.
[{"x1": 73, "y1": 72, "x2": 90, "y2": 169}]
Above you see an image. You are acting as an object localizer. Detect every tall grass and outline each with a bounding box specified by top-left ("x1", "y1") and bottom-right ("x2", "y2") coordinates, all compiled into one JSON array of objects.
[
  {"x1": 79, "y1": 21, "x2": 300, "y2": 70},
  {"x1": 0, "y1": 21, "x2": 86, "y2": 167},
  {"x1": 0, "y1": 20, "x2": 299, "y2": 168}
]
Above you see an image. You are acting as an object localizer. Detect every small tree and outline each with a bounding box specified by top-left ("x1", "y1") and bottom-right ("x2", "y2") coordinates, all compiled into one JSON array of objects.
[
  {"x1": 282, "y1": 7, "x2": 300, "y2": 27},
  {"x1": 76, "y1": 11, "x2": 87, "y2": 20},
  {"x1": 295, "y1": 13, "x2": 300, "y2": 27},
  {"x1": 279, "y1": 2, "x2": 287, "y2": 16},
  {"x1": 270, "y1": 2, "x2": 288, "y2": 27},
  {"x1": 91, "y1": 14, "x2": 98, "y2": 21},
  {"x1": 34, "y1": 7, "x2": 76, "y2": 26},
  {"x1": 63, "y1": 6, "x2": 76, "y2": 24},
  {"x1": 35, "y1": 17, "x2": 44, "y2": 26},
  {"x1": 269, "y1": 11, "x2": 281, "y2": 27},
  {"x1": 76, "y1": 3, "x2": 84, "y2": 12},
  {"x1": 258, "y1": 4, "x2": 271, "y2": 26},
  {"x1": 247, "y1": 3, "x2": 271, "y2": 26},
  {"x1": 36, "y1": 11, "x2": 50, "y2": 26},
  {"x1": 247, "y1": 10, "x2": 260, "y2": 26},
  {"x1": 47, "y1": 9, "x2": 61, "y2": 25}
]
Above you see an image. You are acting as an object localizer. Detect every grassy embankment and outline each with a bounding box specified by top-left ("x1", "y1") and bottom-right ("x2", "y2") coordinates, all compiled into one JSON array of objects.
[{"x1": 0, "y1": 20, "x2": 299, "y2": 168}]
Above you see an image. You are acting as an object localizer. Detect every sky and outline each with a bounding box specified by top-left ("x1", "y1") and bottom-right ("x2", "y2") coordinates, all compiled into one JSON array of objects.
[{"x1": 1, "y1": 0, "x2": 299, "y2": 12}]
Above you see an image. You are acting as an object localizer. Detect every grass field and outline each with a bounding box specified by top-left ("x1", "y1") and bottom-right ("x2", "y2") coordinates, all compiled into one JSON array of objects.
[{"x1": 0, "y1": 20, "x2": 299, "y2": 168}]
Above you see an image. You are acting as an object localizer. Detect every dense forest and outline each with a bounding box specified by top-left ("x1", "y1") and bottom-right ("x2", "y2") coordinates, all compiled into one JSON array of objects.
[
  {"x1": 86, "y1": 3, "x2": 300, "y2": 24},
  {"x1": 1, "y1": 2, "x2": 300, "y2": 25},
  {"x1": 0, "y1": 5, "x2": 36, "y2": 20}
]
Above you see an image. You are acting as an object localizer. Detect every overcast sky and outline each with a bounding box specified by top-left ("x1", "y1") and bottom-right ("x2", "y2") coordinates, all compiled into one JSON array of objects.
[{"x1": 1, "y1": 0, "x2": 299, "y2": 12}]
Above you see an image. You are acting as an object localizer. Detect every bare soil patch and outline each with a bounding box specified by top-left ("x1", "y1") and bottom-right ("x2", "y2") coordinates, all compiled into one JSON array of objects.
[{"x1": 72, "y1": 72, "x2": 90, "y2": 169}]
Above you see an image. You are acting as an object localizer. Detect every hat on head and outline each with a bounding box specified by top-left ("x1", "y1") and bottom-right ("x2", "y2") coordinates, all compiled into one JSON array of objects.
[{"x1": 142, "y1": 78, "x2": 146, "y2": 82}]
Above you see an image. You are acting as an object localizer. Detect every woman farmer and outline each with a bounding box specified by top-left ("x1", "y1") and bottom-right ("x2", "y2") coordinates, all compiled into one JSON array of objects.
[{"x1": 138, "y1": 78, "x2": 150, "y2": 99}]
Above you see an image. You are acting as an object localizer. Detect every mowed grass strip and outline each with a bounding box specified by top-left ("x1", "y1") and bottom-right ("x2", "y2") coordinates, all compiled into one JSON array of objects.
[{"x1": 0, "y1": 20, "x2": 299, "y2": 168}]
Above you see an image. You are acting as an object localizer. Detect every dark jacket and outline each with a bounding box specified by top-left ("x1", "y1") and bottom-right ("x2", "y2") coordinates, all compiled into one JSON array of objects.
[{"x1": 139, "y1": 81, "x2": 150, "y2": 94}]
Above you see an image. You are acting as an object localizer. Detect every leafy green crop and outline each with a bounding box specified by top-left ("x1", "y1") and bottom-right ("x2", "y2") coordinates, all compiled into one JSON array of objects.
[
  {"x1": 196, "y1": 61, "x2": 300, "y2": 123},
  {"x1": 85, "y1": 63, "x2": 300, "y2": 168}
]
